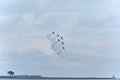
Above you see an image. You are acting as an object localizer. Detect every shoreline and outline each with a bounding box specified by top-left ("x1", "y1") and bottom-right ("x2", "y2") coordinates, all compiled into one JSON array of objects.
[{"x1": 0, "y1": 75, "x2": 116, "y2": 79}]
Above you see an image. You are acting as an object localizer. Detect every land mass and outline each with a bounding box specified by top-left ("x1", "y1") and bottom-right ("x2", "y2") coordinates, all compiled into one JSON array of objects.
[{"x1": 0, "y1": 75, "x2": 116, "y2": 79}]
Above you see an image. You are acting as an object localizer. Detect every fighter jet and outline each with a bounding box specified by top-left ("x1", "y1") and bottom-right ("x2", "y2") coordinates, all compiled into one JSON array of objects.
[
  {"x1": 62, "y1": 47, "x2": 65, "y2": 50},
  {"x1": 57, "y1": 39, "x2": 60, "y2": 41},
  {"x1": 61, "y1": 42, "x2": 64, "y2": 45},
  {"x1": 61, "y1": 37, "x2": 63, "y2": 40},
  {"x1": 57, "y1": 34, "x2": 60, "y2": 37},
  {"x1": 52, "y1": 32, "x2": 55, "y2": 34}
]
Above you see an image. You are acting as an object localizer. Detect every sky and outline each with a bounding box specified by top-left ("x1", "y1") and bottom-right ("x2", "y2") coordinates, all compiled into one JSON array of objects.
[{"x1": 0, "y1": 0, "x2": 120, "y2": 77}]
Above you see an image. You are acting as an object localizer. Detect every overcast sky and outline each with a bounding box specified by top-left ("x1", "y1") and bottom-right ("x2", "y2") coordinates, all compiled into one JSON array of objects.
[{"x1": 0, "y1": 0, "x2": 120, "y2": 77}]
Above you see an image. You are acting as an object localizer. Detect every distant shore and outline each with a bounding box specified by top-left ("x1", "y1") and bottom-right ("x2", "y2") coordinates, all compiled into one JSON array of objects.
[{"x1": 0, "y1": 75, "x2": 116, "y2": 79}]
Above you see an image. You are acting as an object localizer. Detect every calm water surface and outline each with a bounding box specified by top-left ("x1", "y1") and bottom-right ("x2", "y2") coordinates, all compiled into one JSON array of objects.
[{"x1": 0, "y1": 79, "x2": 120, "y2": 80}]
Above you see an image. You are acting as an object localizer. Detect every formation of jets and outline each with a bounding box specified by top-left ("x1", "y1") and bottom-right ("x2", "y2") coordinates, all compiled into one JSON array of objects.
[{"x1": 52, "y1": 32, "x2": 65, "y2": 50}]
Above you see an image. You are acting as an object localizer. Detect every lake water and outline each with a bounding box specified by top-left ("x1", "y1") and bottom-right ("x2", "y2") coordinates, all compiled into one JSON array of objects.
[{"x1": 0, "y1": 79, "x2": 120, "y2": 80}]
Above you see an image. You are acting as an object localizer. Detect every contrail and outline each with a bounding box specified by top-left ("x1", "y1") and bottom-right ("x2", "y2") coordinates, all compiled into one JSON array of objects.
[
  {"x1": 47, "y1": 32, "x2": 65, "y2": 57},
  {"x1": 47, "y1": 31, "x2": 84, "y2": 61},
  {"x1": 47, "y1": 32, "x2": 108, "y2": 63}
]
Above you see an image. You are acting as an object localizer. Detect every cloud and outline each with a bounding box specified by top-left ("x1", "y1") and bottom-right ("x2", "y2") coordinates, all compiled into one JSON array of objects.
[
  {"x1": 0, "y1": 0, "x2": 120, "y2": 60},
  {"x1": 0, "y1": 0, "x2": 120, "y2": 77},
  {"x1": 0, "y1": 0, "x2": 120, "y2": 63},
  {"x1": 0, "y1": 48, "x2": 119, "y2": 77}
]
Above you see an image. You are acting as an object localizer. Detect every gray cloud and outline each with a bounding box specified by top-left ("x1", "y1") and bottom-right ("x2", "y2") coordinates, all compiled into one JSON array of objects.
[{"x1": 0, "y1": 0, "x2": 120, "y2": 77}]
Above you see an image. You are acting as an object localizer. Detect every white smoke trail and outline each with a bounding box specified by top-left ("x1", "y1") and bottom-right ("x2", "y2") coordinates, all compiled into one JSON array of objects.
[
  {"x1": 47, "y1": 32, "x2": 90, "y2": 61},
  {"x1": 47, "y1": 32, "x2": 65, "y2": 56},
  {"x1": 47, "y1": 32, "x2": 109, "y2": 63},
  {"x1": 54, "y1": 43, "x2": 64, "y2": 55},
  {"x1": 51, "y1": 39, "x2": 64, "y2": 55}
]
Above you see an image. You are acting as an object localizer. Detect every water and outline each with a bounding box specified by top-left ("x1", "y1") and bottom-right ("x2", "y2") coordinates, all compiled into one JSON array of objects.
[{"x1": 0, "y1": 79, "x2": 119, "y2": 80}]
